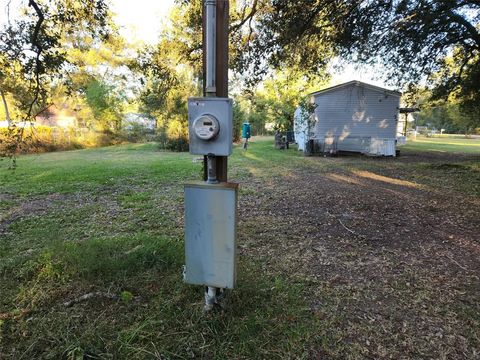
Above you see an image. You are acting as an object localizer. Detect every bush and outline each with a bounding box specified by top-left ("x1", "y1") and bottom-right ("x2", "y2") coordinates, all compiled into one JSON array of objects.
[
  {"x1": 165, "y1": 136, "x2": 189, "y2": 152},
  {"x1": 233, "y1": 101, "x2": 245, "y2": 142},
  {"x1": 0, "y1": 126, "x2": 83, "y2": 155},
  {"x1": 121, "y1": 123, "x2": 155, "y2": 143},
  {"x1": 157, "y1": 119, "x2": 189, "y2": 152},
  {"x1": 155, "y1": 130, "x2": 189, "y2": 152},
  {"x1": 0, "y1": 125, "x2": 131, "y2": 157}
]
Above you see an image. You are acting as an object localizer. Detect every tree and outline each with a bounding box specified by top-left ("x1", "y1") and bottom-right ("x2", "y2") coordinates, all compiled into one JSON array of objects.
[
  {"x1": 63, "y1": 28, "x2": 136, "y2": 133},
  {"x1": 0, "y1": 0, "x2": 111, "y2": 161},
  {"x1": 235, "y1": 68, "x2": 326, "y2": 134},
  {"x1": 132, "y1": 45, "x2": 179, "y2": 121},
  {"x1": 131, "y1": 46, "x2": 197, "y2": 151},
  {"x1": 1, "y1": 0, "x2": 111, "y2": 118},
  {"x1": 431, "y1": 49, "x2": 480, "y2": 125},
  {"x1": 180, "y1": 0, "x2": 479, "y2": 124},
  {"x1": 84, "y1": 79, "x2": 125, "y2": 132},
  {"x1": 129, "y1": 4, "x2": 205, "y2": 151},
  {"x1": 235, "y1": 2, "x2": 478, "y2": 81}
]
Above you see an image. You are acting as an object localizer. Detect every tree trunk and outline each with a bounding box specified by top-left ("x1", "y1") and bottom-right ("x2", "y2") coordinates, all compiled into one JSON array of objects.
[{"x1": 1, "y1": 90, "x2": 11, "y2": 126}]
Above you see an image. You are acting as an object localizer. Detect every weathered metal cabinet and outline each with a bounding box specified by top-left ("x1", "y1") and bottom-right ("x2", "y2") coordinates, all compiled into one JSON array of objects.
[
  {"x1": 188, "y1": 97, "x2": 233, "y2": 156},
  {"x1": 184, "y1": 182, "x2": 238, "y2": 289}
]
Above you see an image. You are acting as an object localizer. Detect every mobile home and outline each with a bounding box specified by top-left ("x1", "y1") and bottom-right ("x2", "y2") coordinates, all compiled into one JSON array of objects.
[{"x1": 294, "y1": 81, "x2": 402, "y2": 156}]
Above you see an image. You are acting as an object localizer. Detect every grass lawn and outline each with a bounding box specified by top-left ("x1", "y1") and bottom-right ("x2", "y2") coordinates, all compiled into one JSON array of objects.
[
  {"x1": 1, "y1": 137, "x2": 479, "y2": 359},
  {"x1": 402, "y1": 135, "x2": 480, "y2": 154}
]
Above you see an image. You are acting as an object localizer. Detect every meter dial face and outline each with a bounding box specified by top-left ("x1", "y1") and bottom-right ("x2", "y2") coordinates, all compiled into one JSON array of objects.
[{"x1": 193, "y1": 114, "x2": 220, "y2": 141}]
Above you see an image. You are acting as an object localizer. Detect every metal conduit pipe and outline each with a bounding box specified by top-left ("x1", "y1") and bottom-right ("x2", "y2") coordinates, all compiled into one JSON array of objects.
[
  {"x1": 205, "y1": 0, "x2": 219, "y2": 311},
  {"x1": 205, "y1": 0, "x2": 216, "y2": 96},
  {"x1": 206, "y1": 153, "x2": 218, "y2": 184},
  {"x1": 205, "y1": 0, "x2": 218, "y2": 311},
  {"x1": 204, "y1": 286, "x2": 217, "y2": 311}
]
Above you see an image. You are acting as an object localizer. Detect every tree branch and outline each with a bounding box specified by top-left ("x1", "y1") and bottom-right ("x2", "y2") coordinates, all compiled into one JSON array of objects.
[
  {"x1": 230, "y1": 0, "x2": 258, "y2": 33},
  {"x1": 1, "y1": 90, "x2": 11, "y2": 124},
  {"x1": 26, "y1": 0, "x2": 45, "y2": 120},
  {"x1": 446, "y1": 9, "x2": 480, "y2": 49}
]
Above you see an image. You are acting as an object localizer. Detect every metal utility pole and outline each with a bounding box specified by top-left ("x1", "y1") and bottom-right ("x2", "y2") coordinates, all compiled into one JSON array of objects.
[
  {"x1": 203, "y1": 0, "x2": 230, "y2": 311},
  {"x1": 203, "y1": 0, "x2": 229, "y2": 182},
  {"x1": 184, "y1": 0, "x2": 236, "y2": 312}
]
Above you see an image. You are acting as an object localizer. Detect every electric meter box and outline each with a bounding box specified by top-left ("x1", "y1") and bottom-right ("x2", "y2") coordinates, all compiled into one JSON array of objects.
[
  {"x1": 184, "y1": 182, "x2": 238, "y2": 289},
  {"x1": 188, "y1": 97, "x2": 233, "y2": 156}
]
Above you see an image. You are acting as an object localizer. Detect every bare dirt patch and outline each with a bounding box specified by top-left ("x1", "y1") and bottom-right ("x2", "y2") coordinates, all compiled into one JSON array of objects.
[
  {"x1": 237, "y1": 151, "x2": 480, "y2": 358},
  {"x1": 0, "y1": 192, "x2": 121, "y2": 237}
]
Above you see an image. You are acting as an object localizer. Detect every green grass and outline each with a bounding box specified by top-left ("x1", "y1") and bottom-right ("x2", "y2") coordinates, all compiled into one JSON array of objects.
[
  {"x1": 0, "y1": 143, "x2": 199, "y2": 195},
  {"x1": 402, "y1": 135, "x2": 480, "y2": 154},
  {"x1": 0, "y1": 137, "x2": 479, "y2": 358},
  {"x1": 0, "y1": 140, "x2": 317, "y2": 359}
]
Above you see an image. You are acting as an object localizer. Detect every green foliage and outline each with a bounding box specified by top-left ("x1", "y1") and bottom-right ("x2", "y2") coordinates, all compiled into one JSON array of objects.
[
  {"x1": 85, "y1": 79, "x2": 125, "y2": 131},
  {"x1": 120, "y1": 291, "x2": 134, "y2": 303},
  {"x1": 0, "y1": 0, "x2": 111, "y2": 120},
  {"x1": 0, "y1": 0, "x2": 113, "y2": 161},
  {"x1": 416, "y1": 103, "x2": 480, "y2": 135},
  {"x1": 232, "y1": 100, "x2": 246, "y2": 142},
  {"x1": 85, "y1": 81, "x2": 111, "y2": 116},
  {"x1": 159, "y1": 132, "x2": 190, "y2": 152},
  {"x1": 297, "y1": 96, "x2": 318, "y2": 136},
  {"x1": 409, "y1": 85, "x2": 480, "y2": 135},
  {"x1": 232, "y1": 1, "x2": 338, "y2": 83},
  {"x1": 166, "y1": 0, "x2": 204, "y2": 75},
  {"x1": 131, "y1": 13, "x2": 201, "y2": 151},
  {"x1": 207, "y1": 0, "x2": 480, "y2": 123},
  {"x1": 61, "y1": 30, "x2": 133, "y2": 133},
  {"x1": 416, "y1": 106, "x2": 461, "y2": 133},
  {"x1": 133, "y1": 46, "x2": 179, "y2": 117},
  {"x1": 236, "y1": 69, "x2": 325, "y2": 134},
  {"x1": 431, "y1": 52, "x2": 480, "y2": 129}
]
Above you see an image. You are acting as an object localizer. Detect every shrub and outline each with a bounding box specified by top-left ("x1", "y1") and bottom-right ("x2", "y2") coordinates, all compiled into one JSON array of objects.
[
  {"x1": 165, "y1": 136, "x2": 189, "y2": 152},
  {"x1": 161, "y1": 119, "x2": 189, "y2": 152},
  {"x1": 0, "y1": 125, "x2": 131, "y2": 157}
]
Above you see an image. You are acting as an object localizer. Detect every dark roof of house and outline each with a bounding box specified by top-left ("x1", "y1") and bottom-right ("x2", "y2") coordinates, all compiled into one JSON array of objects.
[{"x1": 309, "y1": 80, "x2": 402, "y2": 97}]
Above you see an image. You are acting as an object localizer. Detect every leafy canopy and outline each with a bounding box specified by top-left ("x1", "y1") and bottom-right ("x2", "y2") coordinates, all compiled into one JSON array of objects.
[
  {"x1": 0, "y1": 0, "x2": 111, "y2": 119},
  {"x1": 180, "y1": 0, "x2": 479, "y2": 121}
]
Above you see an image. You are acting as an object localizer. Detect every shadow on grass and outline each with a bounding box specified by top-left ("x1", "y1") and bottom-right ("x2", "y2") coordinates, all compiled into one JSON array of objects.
[{"x1": 2, "y1": 249, "x2": 318, "y2": 359}]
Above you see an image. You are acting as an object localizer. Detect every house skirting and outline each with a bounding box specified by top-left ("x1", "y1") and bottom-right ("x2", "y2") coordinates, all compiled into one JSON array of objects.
[{"x1": 306, "y1": 136, "x2": 396, "y2": 156}]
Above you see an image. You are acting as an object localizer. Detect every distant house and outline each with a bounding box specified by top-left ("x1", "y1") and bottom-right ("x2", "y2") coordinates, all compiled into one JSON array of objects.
[
  {"x1": 122, "y1": 113, "x2": 156, "y2": 132},
  {"x1": 0, "y1": 120, "x2": 33, "y2": 128},
  {"x1": 294, "y1": 81, "x2": 402, "y2": 156},
  {"x1": 35, "y1": 104, "x2": 77, "y2": 128}
]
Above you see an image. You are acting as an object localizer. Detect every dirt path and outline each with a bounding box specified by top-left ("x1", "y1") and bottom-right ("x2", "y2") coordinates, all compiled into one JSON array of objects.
[{"x1": 238, "y1": 153, "x2": 480, "y2": 358}]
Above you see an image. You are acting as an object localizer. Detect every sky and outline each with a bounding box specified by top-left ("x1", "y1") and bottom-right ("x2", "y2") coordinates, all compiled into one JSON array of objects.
[
  {"x1": 112, "y1": 0, "x2": 385, "y2": 87},
  {"x1": 109, "y1": 0, "x2": 388, "y2": 88},
  {"x1": 110, "y1": 0, "x2": 175, "y2": 45},
  {"x1": 0, "y1": 0, "x2": 176, "y2": 43},
  {"x1": 0, "y1": 0, "x2": 388, "y2": 89},
  {"x1": 108, "y1": 0, "x2": 386, "y2": 88}
]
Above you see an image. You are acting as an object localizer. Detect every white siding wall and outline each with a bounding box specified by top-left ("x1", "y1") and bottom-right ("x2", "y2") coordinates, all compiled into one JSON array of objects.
[{"x1": 312, "y1": 84, "x2": 400, "y2": 155}]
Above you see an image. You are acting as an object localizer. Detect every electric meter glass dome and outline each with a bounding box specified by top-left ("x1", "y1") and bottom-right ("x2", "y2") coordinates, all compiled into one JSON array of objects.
[{"x1": 193, "y1": 114, "x2": 220, "y2": 141}]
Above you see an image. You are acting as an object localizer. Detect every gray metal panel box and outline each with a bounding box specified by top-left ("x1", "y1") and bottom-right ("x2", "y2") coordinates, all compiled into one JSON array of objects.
[
  {"x1": 184, "y1": 182, "x2": 238, "y2": 289},
  {"x1": 188, "y1": 97, "x2": 233, "y2": 156}
]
